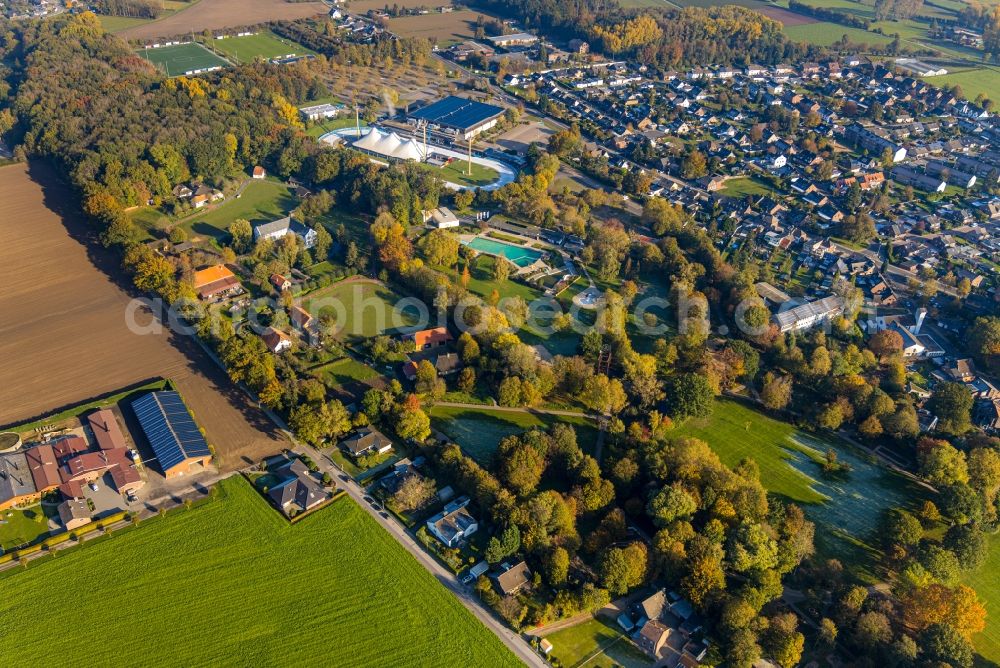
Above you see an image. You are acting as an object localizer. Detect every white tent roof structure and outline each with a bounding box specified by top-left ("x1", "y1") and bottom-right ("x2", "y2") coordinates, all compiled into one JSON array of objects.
[{"x1": 352, "y1": 127, "x2": 425, "y2": 161}]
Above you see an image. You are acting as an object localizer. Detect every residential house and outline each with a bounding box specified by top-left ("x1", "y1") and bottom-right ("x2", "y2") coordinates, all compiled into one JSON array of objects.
[
  {"x1": 270, "y1": 274, "x2": 292, "y2": 292},
  {"x1": 426, "y1": 496, "x2": 478, "y2": 547},
  {"x1": 262, "y1": 327, "x2": 293, "y2": 354},
  {"x1": 406, "y1": 327, "x2": 452, "y2": 350},
  {"x1": 252, "y1": 166, "x2": 266, "y2": 179},
  {"x1": 635, "y1": 620, "x2": 673, "y2": 658},
  {"x1": 492, "y1": 560, "x2": 531, "y2": 596},
  {"x1": 57, "y1": 498, "x2": 91, "y2": 531},
  {"x1": 253, "y1": 217, "x2": 318, "y2": 249},
  {"x1": 268, "y1": 458, "x2": 330, "y2": 516},
  {"x1": 340, "y1": 427, "x2": 393, "y2": 458}
]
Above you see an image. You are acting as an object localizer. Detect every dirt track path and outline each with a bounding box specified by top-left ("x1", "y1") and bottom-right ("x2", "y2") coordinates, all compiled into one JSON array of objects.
[{"x1": 0, "y1": 162, "x2": 286, "y2": 470}]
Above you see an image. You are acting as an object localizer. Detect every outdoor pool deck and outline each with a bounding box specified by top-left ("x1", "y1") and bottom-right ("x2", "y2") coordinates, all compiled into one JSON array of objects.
[{"x1": 462, "y1": 236, "x2": 546, "y2": 268}]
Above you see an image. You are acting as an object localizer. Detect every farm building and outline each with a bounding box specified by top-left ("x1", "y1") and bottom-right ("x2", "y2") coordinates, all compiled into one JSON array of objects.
[
  {"x1": 57, "y1": 498, "x2": 91, "y2": 531},
  {"x1": 88, "y1": 408, "x2": 128, "y2": 451},
  {"x1": 0, "y1": 451, "x2": 39, "y2": 511},
  {"x1": 131, "y1": 391, "x2": 213, "y2": 478},
  {"x1": 192, "y1": 265, "x2": 242, "y2": 301},
  {"x1": 407, "y1": 95, "x2": 506, "y2": 140}
]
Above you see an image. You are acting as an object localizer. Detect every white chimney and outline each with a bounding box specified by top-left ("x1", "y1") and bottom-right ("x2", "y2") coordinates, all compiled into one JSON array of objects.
[{"x1": 914, "y1": 307, "x2": 927, "y2": 335}]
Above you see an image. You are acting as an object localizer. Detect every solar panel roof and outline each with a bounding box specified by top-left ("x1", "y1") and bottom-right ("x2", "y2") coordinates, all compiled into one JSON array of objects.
[
  {"x1": 132, "y1": 391, "x2": 211, "y2": 472},
  {"x1": 408, "y1": 95, "x2": 505, "y2": 132}
]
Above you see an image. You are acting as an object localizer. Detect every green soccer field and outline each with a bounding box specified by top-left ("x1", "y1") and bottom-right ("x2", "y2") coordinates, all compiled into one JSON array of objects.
[
  {"x1": 0, "y1": 478, "x2": 521, "y2": 667},
  {"x1": 135, "y1": 42, "x2": 229, "y2": 76},
  {"x1": 210, "y1": 32, "x2": 315, "y2": 64}
]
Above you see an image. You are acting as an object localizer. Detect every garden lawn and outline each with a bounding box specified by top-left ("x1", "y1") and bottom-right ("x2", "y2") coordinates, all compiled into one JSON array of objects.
[
  {"x1": 180, "y1": 180, "x2": 295, "y2": 241},
  {"x1": 312, "y1": 357, "x2": 380, "y2": 387},
  {"x1": 543, "y1": 617, "x2": 653, "y2": 668},
  {"x1": 670, "y1": 398, "x2": 927, "y2": 580},
  {"x1": 430, "y1": 406, "x2": 599, "y2": 464},
  {"x1": 457, "y1": 255, "x2": 543, "y2": 302},
  {"x1": 0, "y1": 477, "x2": 520, "y2": 667},
  {"x1": 301, "y1": 280, "x2": 419, "y2": 344},
  {"x1": 128, "y1": 206, "x2": 168, "y2": 241},
  {"x1": 965, "y1": 532, "x2": 1000, "y2": 665},
  {"x1": 0, "y1": 503, "x2": 54, "y2": 552},
  {"x1": 720, "y1": 176, "x2": 776, "y2": 198}
]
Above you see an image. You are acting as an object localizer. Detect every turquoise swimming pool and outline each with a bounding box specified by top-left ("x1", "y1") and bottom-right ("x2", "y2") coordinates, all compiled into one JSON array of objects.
[{"x1": 464, "y1": 237, "x2": 544, "y2": 268}]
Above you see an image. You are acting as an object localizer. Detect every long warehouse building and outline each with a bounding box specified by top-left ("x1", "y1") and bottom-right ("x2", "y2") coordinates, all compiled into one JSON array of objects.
[{"x1": 408, "y1": 95, "x2": 506, "y2": 140}]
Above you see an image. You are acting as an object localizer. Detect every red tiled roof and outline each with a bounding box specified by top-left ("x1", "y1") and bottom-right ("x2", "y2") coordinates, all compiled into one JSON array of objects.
[
  {"x1": 408, "y1": 327, "x2": 451, "y2": 348},
  {"x1": 25, "y1": 444, "x2": 61, "y2": 491},
  {"x1": 64, "y1": 452, "x2": 110, "y2": 479},
  {"x1": 197, "y1": 276, "x2": 241, "y2": 300},
  {"x1": 88, "y1": 409, "x2": 127, "y2": 451},
  {"x1": 52, "y1": 436, "x2": 89, "y2": 461},
  {"x1": 106, "y1": 449, "x2": 142, "y2": 489}
]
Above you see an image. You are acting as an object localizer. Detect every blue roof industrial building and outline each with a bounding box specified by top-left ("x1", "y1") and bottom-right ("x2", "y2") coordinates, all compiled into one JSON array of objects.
[
  {"x1": 407, "y1": 95, "x2": 506, "y2": 139},
  {"x1": 132, "y1": 391, "x2": 212, "y2": 478}
]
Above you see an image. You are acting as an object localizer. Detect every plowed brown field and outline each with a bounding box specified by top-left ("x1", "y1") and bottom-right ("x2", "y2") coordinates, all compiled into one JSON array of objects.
[
  {"x1": 118, "y1": 0, "x2": 326, "y2": 42},
  {"x1": 0, "y1": 163, "x2": 286, "y2": 470}
]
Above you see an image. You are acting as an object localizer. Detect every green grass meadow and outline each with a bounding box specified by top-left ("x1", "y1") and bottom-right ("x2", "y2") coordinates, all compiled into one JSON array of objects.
[
  {"x1": 430, "y1": 405, "x2": 599, "y2": 464},
  {"x1": 301, "y1": 280, "x2": 420, "y2": 344},
  {"x1": 783, "y1": 22, "x2": 895, "y2": 46},
  {"x1": 670, "y1": 399, "x2": 927, "y2": 579},
  {"x1": 965, "y1": 532, "x2": 1000, "y2": 665},
  {"x1": 0, "y1": 478, "x2": 520, "y2": 667},
  {"x1": 312, "y1": 357, "x2": 381, "y2": 387},
  {"x1": 720, "y1": 176, "x2": 777, "y2": 198},
  {"x1": 181, "y1": 180, "x2": 296, "y2": 240}
]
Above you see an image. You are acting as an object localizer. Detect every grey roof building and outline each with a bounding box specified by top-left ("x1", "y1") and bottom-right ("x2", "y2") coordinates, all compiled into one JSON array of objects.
[
  {"x1": 268, "y1": 458, "x2": 329, "y2": 516},
  {"x1": 253, "y1": 217, "x2": 318, "y2": 249},
  {"x1": 426, "y1": 496, "x2": 478, "y2": 547},
  {"x1": 0, "y1": 451, "x2": 37, "y2": 509},
  {"x1": 773, "y1": 295, "x2": 845, "y2": 332}
]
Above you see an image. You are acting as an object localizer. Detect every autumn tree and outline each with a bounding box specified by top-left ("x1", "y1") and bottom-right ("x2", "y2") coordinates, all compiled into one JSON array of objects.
[
  {"x1": 393, "y1": 474, "x2": 437, "y2": 512},
  {"x1": 761, "y1": 373, "x2": 793, "y2": 410},
  {"x1": 599, "y1": 542, "x2": 648, "y2": 595}
]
